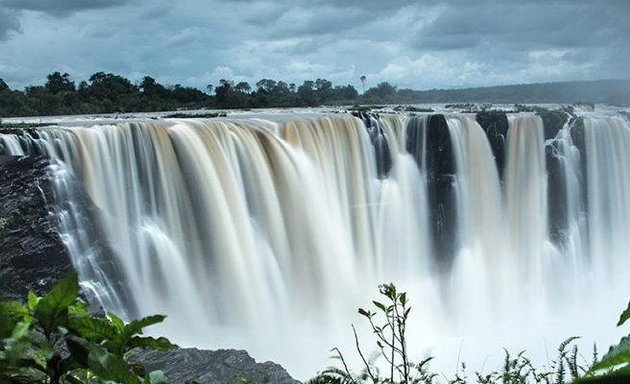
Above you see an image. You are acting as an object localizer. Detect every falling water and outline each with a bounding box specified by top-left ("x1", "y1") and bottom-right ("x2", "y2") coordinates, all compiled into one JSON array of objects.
[{"x1": 1, "y1": 111, "x2": 629, "y2": 377}]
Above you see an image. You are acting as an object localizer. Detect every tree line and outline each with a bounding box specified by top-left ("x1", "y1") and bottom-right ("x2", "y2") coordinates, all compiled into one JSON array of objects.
[
  {"x1": 3, "y1": 72, "x2": 626, "y2": 117},
  {"x1": 0, "y1": 72, "x2": 405, "y2": 117}
]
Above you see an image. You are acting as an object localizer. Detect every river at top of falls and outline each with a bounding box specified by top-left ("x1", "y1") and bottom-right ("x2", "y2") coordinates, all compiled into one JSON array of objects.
[{"x1": 1, "y1": 110, "x2": 629, "y2": 379}]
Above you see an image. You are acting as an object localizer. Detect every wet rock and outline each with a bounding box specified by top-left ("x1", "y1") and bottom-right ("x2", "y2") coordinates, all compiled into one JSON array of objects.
[
  {"x1": 476, "y1": 111, "x2": 509, "y2": 180},
  {"x1": 0, "y1": 156, "x2": 73, "y2": 300},
  {"x1": 406, "y1": 114, "x2": 458, "y2": 270},
  {"x1": 537, "y1": 109, "x2": 570, "y2": 141}
]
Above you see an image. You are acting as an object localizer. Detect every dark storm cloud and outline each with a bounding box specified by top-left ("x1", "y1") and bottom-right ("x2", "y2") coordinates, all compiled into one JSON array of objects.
[
  {"x1": 0, "y1": 0, "x2": 628, "y2": 90},
  {"x1": 0, "y1": 8, "x2": 20, "y2": 40},
  {"x1": 1, "y1": 0, "x2": 132, "y2": 17},
  {"x1": 417, "y1": 1, "x2": 629, "y2": 51}
]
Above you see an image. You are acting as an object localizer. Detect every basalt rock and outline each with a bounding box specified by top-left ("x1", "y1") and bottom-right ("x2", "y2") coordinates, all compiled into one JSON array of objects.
[
  {"x1": 0, "y1": 155, "x2": 73, "y2": 300},
  {"x1": 537, "y1": 109, "x2": 570, "y2": 141},
  {"x1": 406, "y1": 114, "x2": 458, "y2": 270},
  {"x1": 139, "y1": 348, "x2": 301, "y2": 384},
  {"x1": 476, "y1": 111, "x2": 509, "y2": 180}
]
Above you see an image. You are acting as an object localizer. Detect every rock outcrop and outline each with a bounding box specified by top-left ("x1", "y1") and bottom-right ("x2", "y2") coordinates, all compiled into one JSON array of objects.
[
  {"x1": 139, "y1": 348, "x2": 301, "y2": 384},
  {"x1": 476, "y1": 110, "x2": 509, "y2": 180},
  {"x1": 0, "y1": 155, "x2": 73, "y2": 300}
]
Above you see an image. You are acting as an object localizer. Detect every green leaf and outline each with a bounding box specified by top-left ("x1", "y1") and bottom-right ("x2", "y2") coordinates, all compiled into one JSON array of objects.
[
  {"x1": 68, "y1": 299, "x2": 89, "y2": 317},
  {"x1": 372, "y1": 301, "x2": 387, "y2": 312},
  {"x1": 0, "y1": 300, "x2": 28, "y2": 318},
  {"x1": 128, "y1": 336, "x2": 177, "y2": 351},
  {"x1": 358, "y1": 308, "x2": 371, "y2": 318},
  {"x1": 27, "y1": 292, "x2": 39, "y2": 312},
  {"x1": 618, "y1": 300, "x2": 630, "y2": 327},
  {"x1": 588, "y1": 336, "x2": 630, "y2": 376},
  {"x1": 87, "y1": 344, "x2": 141, "y2": 384},
  {"x1": 107, "y1": 313, "x2": 126, "y2": 331},
  {"x1": 106, "y1": 314, "x2": 168, "y2": 356},
  {"x1": 34, "y1": 273, "x2": 79, "y2": 335},
  {"x1": 10, "y1": 321, "x2": 31, "y2": 340},
  {"x1": 69, "y1": 316, "x2": 117, "y2": 342},
  {"x1": 125, "y1": 315, "x2": 167, "y2": 335}
]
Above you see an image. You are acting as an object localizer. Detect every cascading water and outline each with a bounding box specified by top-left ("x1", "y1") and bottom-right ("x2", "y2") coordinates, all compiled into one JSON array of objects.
[{"x1": 1, "y1": 111, "x2": 629, "y2": 377}]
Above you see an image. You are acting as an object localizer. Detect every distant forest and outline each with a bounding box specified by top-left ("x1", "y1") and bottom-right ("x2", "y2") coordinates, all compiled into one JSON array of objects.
[{"x1": 1, "y1": 72, "x2": 629, "y2": 117}]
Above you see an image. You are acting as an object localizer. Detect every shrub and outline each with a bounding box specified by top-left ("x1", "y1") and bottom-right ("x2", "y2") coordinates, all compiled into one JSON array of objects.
[{"x1": 0, "y1": 272, "x2": 176, "y2": 384}]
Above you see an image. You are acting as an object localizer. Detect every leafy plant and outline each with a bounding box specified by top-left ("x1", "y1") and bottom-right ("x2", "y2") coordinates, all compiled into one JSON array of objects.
[
  {"x1": 311, "y1": 283, "x2": 435, "y2": 384},
  {"x1": 579, "y1": 299, "x2": 630, "y2": 383},
  {"x1": 0, "y1": 273, "x2": 176, "y2": 384}
]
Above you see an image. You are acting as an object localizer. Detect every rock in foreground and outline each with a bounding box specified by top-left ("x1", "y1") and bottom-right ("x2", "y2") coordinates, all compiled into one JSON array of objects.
[{"x1": 139, "y1": 348, "x2": 301, "y2": 384}]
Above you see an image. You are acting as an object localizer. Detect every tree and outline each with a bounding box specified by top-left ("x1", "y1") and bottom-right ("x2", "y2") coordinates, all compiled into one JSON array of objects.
[
  {"x1": 235, "y1": 81, "x2": 252, "y2": 94},
  {"x1": 140, "y1": 76, "x2": 169, "y2": 98},
  {"x1": 364, "y1": 82, "x2": 397, "y2": 102},
  {"x1": 214, "y1": 79, "x2": 235, "y2": 108},
  {"x1": 332, "y1": 85, "x2": 359, "y2": 102},
  {"x1": 360, "y1": 75, "x2": 367, "y2": 94},
  {"x1": 255, "y1": 79, "x2": 277, "y2": 94},
  {"x1": 45, "y1": 72, "x2": 75, "y2": 94},
  {"x1": 297, "y1": 80, "x2": 317, "y2": 106},
  {"x1": 0, "y1": 78, "x2": 9, "y2": 92}
]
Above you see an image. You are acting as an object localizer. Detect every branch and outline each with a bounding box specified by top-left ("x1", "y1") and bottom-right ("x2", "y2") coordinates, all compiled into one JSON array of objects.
[
  {"x1": 331, "y1": 347, "x2": 357, "y2": 384},
  {"x1": 352, "y1": 324, "x2": 378, "y2": 384}
]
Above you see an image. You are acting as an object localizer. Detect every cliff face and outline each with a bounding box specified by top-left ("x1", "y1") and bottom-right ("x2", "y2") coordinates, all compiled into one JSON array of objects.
[{"x1": 0, "y1": 155, "x2": 73, "y2": 300}]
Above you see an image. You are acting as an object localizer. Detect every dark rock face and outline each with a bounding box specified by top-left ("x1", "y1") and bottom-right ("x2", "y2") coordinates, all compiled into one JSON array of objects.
[
  {"x1": 545, "y1": 140, "x2": 569, "y2": 245},
  {"x1": 355, "y1": 112, "x2": 392, "y2": 178},
  {"x1": 406, "y1": 115, "x2": 458, "y2": 269},
  {"x1": 545, "y1": 115, "x2": 588, "y2": 247},
  {"x1": 476, "y1": 111, "x2": 509, "y2": 180},
  {"x1": 0, "y1": 155, "x2": 73, "y2": 300},
  {"x1": 538, "y1": 109, "x2": 569, "y2": 141},
  {"x1": 543, "y1": 110, "x2": 570, "y2": 246},
  {"x1": 139, "y1": 348, "x2": 301, "y2": 384}
]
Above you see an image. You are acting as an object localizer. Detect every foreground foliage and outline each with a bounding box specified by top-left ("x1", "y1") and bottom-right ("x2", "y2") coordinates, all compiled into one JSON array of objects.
[
  {"x1": 310, "y1": 284, "x2": 630, "y2": 384},
  {"x1": 579, "y1": 301, "x2": 630, "y2": 383},
  {"x1": 0, "y1": 273, "x2": 176, "y2": 384}
]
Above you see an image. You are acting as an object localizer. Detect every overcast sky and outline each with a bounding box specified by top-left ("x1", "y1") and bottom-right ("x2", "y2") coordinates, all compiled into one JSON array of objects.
[{"x1": 0, "y1": 0, "x2": 628, "y2": 91}]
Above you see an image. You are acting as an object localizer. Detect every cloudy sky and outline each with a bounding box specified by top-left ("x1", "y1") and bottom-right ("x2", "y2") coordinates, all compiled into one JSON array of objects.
[{"x1": 0, "y1": 0, "x2": 628, "y2": 91}]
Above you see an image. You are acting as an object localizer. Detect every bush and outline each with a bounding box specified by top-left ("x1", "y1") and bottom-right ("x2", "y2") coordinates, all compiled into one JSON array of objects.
[{"x1": 0, "y1": 273, "x2": 177, "y2": 384}]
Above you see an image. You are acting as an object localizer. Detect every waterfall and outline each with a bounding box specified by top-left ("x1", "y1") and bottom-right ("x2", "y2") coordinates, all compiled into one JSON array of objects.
[{"x1": 2, "y1": 111, "x2": 629, "y2": 376}]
